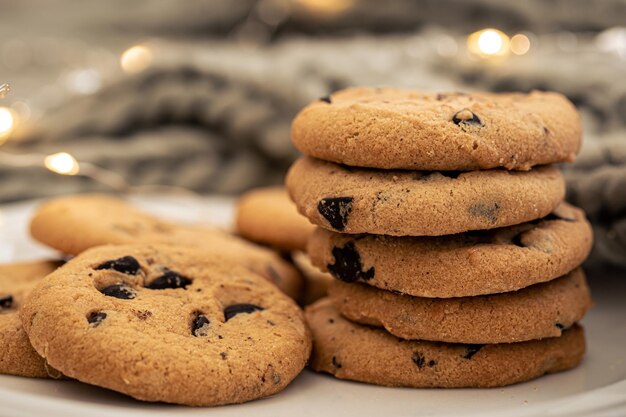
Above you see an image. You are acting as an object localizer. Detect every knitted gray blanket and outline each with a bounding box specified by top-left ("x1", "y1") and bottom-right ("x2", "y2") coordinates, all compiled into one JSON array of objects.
[{"x1": 2, "y1": 34, "x2": 624, "y2": 267}]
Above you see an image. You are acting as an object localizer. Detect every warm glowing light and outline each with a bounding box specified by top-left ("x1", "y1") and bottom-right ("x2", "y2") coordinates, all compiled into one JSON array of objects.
[
  {"x1": 0, "y1": 84, "x2": 10, "y2": 99},
  {"x1": 120, "y1": 45, "x2": 152, "y2": 74},
  {"x1": 44, "y1": 152, "x2": 80, "y2": 175},
  {"x1": 510, "y1": 34, "x2": 531, "y2": 55},
  {"x1": 468, "y1": 28, "x2": 510, "y2": 57},
  {"x1": 64, "y1": 68, "x2": 102, "y2": 94},
  {"x1": 295, "y1": 0, "x2": 354, "y2": 15},
  {"x1": 0, "y1": 107, "x2": 15, "y2": 138}
]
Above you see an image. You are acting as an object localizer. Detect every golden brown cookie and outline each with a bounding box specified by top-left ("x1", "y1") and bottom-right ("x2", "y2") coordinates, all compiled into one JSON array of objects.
[
  {"x1": 287, "y1": 157, "x2": 566, "y2": 236},
  {"x1": 329, "y1": 268, "x2": 591, "y2": 344},
  {"x1": 0, "y1": 260, "x2": 63, "y2": 378},
  {"x1": 292, "y1": 87, "x2": 581, "y2": 171},
  {"x1": 306, "y1": 299, "x2": 585, "y2": 388},
  {"x1": 308, "y1": 202, "x2": 593, "y2": 297},
  {"x1": 30, "y1": 194, "x2": 302, "y2": 299},
  {"x1": 235, "y1": 186, "x2": 314, "y2": 252},
  {"x1": 21, "y1": 245, "x2": 311, "y2": 406},
  {"x1": 291, "y1": 251, "x2": 333, "y2": 305}
]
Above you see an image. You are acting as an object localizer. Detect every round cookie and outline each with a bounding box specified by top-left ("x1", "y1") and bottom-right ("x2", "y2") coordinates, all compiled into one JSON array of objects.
[
  {"x1": 0, "y1": 260, "x2": 63, "y2": 378},
  {"x1": 308, "y1": 202, "x2": 593, "y2": 297},
  {"x1": 21, "y1": 245, "x2": 311, "y2": 406},
  {"x1": 329, "y1": 268, "x2": 591, "y2": 344},
  {"x1": 30, "y1": 194, "x2": 303, "y2": 299},
  {"x1": 287, "y1": 157, "x2": 566, "y2": 236},
  {"x1": 306, "y1": 299, "x2": 585, "y2": 388},
  {"x1": 235, "y1": 186, "x2": 314, "y2": 252},
  {"x1": 291, "y1": 251, "x2": 333, "y2": 305},
  {"x1": 291, "y1": 87, "x2": 581, "y2": 171}
]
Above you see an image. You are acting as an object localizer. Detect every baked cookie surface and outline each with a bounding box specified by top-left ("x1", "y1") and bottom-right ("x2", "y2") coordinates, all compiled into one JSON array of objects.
[
  {"x1": 0, "y1": 260, "x2": 63, "y2": 378},
  {"x1": 287, "y1": 157, "x2": 566, "y2": 236},
  {"x1": 21, "y1": 245, "x2": 311, "y2": 406},
  {"x1": 306, "y1": 299, "x2": 585, "y2": 388},
  {"x1": 235, "y1": 186, "x2": 314, "y2": 252},
  {"x1": 329, "y1": 268, "x2": 591, "y2": 344},
  {"x1": 308, "y1": 203, "x2": 593, "y2": 297},
  {"x1": 291, "y1": 252, "x2": 333, "y2": 305},
  {"x1": 30, "y1": 194, "x2": 302, "y2": 299},
  {"x1": 292, "y1": 87, "x2": 581, "y2": 171}
]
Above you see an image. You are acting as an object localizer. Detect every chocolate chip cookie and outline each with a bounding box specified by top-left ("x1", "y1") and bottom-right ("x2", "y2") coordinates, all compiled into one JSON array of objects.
[
  {"x1": 287, "y1": 157, "x2": 566, "y2": 236},
  {"x1": 292, "y1": 87, "x2": 581, "y2": 171},
  {"x1": 329, "y1": 268, "x2": 590, "y2": 344},
  {"x1": 30, "y1": 194, "x2": 302, "y2": 299},
  {"x1": 0, "y1": 260, "x2": 63, "y2": 378},
  {"x1": 21, "y1": 245, "x2": 311, "y2": 406},
  {"x1": 291, "y1": 251, "x2": 333, "y2": 305},
  {"x1": 309, "y1": 202, "x2": 592, "y2": 297},
  {"x1": 235, "y1": 186, "x2": 314, "y2": 251},
  {"x1": 306, "y1": 299, "x2": 585, "y2": 388}
]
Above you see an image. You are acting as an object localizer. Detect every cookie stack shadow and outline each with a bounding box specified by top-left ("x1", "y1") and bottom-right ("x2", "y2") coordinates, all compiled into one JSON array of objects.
[{"x1": 286, "y1": 87, "x2": 594, "y2": 387}]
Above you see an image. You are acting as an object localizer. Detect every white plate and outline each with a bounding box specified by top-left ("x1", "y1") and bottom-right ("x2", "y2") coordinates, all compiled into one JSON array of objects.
[{"x1": 0, "y1": 195, "x2": 625, "y2": 417}]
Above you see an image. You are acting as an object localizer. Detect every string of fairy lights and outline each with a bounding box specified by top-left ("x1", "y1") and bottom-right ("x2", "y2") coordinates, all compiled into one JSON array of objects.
[{"x1": 0, "y1": 0, "x2": 625, "y2": 194}]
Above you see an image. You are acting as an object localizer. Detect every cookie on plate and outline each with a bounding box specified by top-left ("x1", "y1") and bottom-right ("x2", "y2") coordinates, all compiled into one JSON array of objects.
[
  {"x1": 0, "y1": 260, "x2": 63, "y2": 378},
  {"x1": 235, "y1": 186, "x2": 314, "y2": 252},
  {"x1": 30, "y1": 194, "x2": 302, "y2": 299},
  {"x1": 21, "y1": 245, "x2": 311, "y2": 406},
  {"x1": 306, "y1": 299, "x2": 585, "y2": 388},
  {"x1": 292, "y1": 87, "x2": 581, "y2": 171},
  {"x1": 329, "y1": 268, "x2": 591, "y2": 344},
  {"x1": 287, "y1": 157, "x2": 566, "y2": 236},
  {"x1": 308, "y1": 203, "x2": 593, "y2": 297}
]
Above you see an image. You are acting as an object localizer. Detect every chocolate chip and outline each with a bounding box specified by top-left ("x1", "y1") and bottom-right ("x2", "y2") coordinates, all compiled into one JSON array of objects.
[
  {"x1": 463, "y1": 344, "x2": 484, "y2": 359},
  {"x1": 145, "y1": 270, "x2": 192, "y2": 290},
  {"x1": 468, "y1": 202, "x2": 500, "y2": 224},
  {"x1": 555, "y1": 323, "x2": 565, "y2": 330},
  {"x1": 224, "y1": 304, "x2": 264, "y2": 322},
  {"x1": 0, "y1": 295, "x2": 13, "y2": 310},
  {"x1": 100, "y1": 284, "x2": 135, "y2": 299},
  {"x1": 319, "y1": 96, "x2": 332, "y2": 104},
  {"x1": 327, "y1": 242, "x2": 375, "y2": 283},
  {"x1": 95, "y1": 256, "x2": 141, "y2": 275},
  {"x1": 332, "y1": 356, "x2": 342, "y2": 368},
  {"x1": 452, "y1": 109, "x2": 483, "y2": 126},
  {"x1": 318, "y1": 197, "x2": 353, "y2": 231},
  {"x1": 87, "y1": 311, "x2": 107, "y2": 326},
  {"x1": 428, "y1": 360, "x2": 437, "y2": 367},
  {"x1": 412, "y1": 352, "x2": 426, "y2": 369},
  {"x1": 192, "y1": 314, "x2": 210, "y2": 337},
  {"x1": 220, "y1": 352, "x2": 228, "y2": 360}
]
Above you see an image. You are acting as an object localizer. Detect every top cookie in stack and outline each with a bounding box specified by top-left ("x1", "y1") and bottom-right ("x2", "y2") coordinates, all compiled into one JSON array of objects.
[{"x1": 286, "y1": 87, "x2": 593, "y2": 388}]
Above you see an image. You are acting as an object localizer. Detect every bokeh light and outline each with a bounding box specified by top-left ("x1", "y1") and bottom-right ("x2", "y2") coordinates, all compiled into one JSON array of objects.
[
  {"x1": 0, "y1": 84, "x2": 10, "y2": 99},
  {"x1": 510, "y1": 34, "x2": 531, "y2": 55},
  {"x1": 44, "y1": 152, "x2": 80, "y2": 175},
  {"x1": 120, "y1": 45, "x2": 153, "y2": 74},
  {"x1": 295, "y1": 0, "x2": 354, "y2": 15},
  {"x1": 0, "y1": 107, "x2": 16, "y2": 140},
  {"x1": 468, "y1": 28, "x2": 510, "y2": 57}
]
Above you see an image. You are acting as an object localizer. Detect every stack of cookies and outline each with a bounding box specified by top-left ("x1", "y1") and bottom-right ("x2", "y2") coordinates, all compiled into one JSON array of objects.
[{"x1": 286, "y1": 87, "x2": 594, "y2": 387}]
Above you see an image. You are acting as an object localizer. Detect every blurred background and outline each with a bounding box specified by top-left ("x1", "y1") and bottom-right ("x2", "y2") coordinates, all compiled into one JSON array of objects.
[{"x1": 0, "y1": 0, "x2": 625, "y2": 266}]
